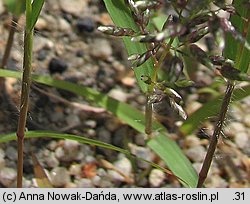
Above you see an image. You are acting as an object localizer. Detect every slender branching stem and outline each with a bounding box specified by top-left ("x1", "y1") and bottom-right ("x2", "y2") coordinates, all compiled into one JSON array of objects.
[
  {"x1": 1, "y1": 16, "x2": 19, "y2": 68},
  {"x1": 197, "y1": 81, "x2": 235, "y2": 188},
  {"x1": 16, "y1": 0, "x2": 33, "y2": 188}
]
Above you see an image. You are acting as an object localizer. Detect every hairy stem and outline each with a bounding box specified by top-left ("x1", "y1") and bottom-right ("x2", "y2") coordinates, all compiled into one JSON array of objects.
[
  {"x1": 197, "y1": 81, "x2": 235, "y2": 188},
  {"x1": 16, "y1": 0, "x2": 33, "y2": 188}
]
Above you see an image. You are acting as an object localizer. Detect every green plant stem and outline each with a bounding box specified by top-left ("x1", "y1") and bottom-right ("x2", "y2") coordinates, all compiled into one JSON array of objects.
[
  {"x1": 197, "y1": 81, "x2": 235, "y2": 188},
  {"x1": 16, "y1": 0, "x2": 33, "y2": 188},
  {"x1": 1, "y1": 16, "x2": 18, "y2": 68}
]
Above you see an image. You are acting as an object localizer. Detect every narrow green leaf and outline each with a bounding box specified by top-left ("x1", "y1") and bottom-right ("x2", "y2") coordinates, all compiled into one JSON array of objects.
[
  {"x1": 0, "y1": 68, "x2": 197, "y2": 187},
  {"x1": 30, "y1": 0, "x2": 45, "y2": 31},
  {"x1": 103, "y1": 0, "x2": 154, "y2": 93},
  {"x1": 224, "y1": 0, "x2": 250, "y2": 73},
  {"x1": 0, "y1": 130, "x2": 186, "y2": 184},
  {"x1": 148, "y1": 134, "x2": 197, "y2": 187},
  {"x1": 180, "y1": 84, "x2": 250, "y2": 135}
]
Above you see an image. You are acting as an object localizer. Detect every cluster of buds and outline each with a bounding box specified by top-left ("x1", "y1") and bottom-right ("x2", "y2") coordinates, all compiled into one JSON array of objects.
[{"x1": 97, "y1": 26, "x2": 136, "y2": 37}]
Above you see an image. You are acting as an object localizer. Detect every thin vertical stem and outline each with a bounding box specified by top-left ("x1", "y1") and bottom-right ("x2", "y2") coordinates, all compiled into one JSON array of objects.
[
  {"x1": 16, "y1": 0, "x2": 33, "y2": 188},
  {"x1": 145, "y1": 95, "x2": 153, "y2": 136},
  {"x1": 1, "y1": 16, "x2": 19, "y2": 68},
  {"x1": 197, "y1": 81, "x2": 235, "y2": 188}
]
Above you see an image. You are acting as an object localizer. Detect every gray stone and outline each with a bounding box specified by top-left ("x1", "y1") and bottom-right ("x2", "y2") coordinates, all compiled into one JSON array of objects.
[
  {"x1": 45, "y1": 152, "x2": 59, "y2": 168},
  {"x1": 50, "y1": 111, "x2": 64, "y2": 122},
  {"x1": 5, "y1": 146, "x2": 17, "y2": 161},
  {"x1": 149, "y1": 169, "x2": 165, "y2": 187},
  {"x1": 69, "y1": 164, "x2": 82, "y2": 176},
  {"x1": 66, "y1": 114, "x2": 81, "y2": 126},
  {"x1": 108, "y1": 89, "x2": 128, "y2": 102},
  {"x1": 63, "y1": 139, "x2": 79, "y2": 152},
  {"x1": 224, "y1": 122, "x2": 246, "y2": 137},
  {"x1": 0, "y1": 167, "x2": 17, "y2": 187},
  {"x1": 90, "y1": 39, "x2": 112, "y2": 60},
  {"x1": 235, "y1": 132, "x2": 249, "y2": 149},
  {"x1": 185, "y1": 146, "x2": 206, "y2": 162},
  {"x1": 76, "y1": 178, "x2": 94, "y2": 188},
  {"x1": 129, "y1": 144, "x2": 154, "y2": 169},
  {"x1": 243, "y1": 114, "x2": 250, "y2": 128},
  {"x1": 58, "y1": 17, "x2": 71, "y2": 32},
  {"x1": 97, "y1": 127, "x2": 111, "y2": 143},
  {"x1": 33, "y1": 36, "x2": 54, "y2": 52},
  {"x1": 84, "y1": 120, "x2": 97, "y2": 129},
  {"x1": 105, "y1": 118, "x2": 120, "y2": 132},
  {"x1": 59, "y1": 0, "x2": 87, "y2": 15},
  {"x1": 50, "y1": 167, "x2": 70, "y2": 187}
]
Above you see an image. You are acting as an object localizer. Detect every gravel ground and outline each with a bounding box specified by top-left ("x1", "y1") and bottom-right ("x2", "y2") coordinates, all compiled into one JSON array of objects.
[{"x1": 0, "y1": 0, "x2": 249, "y2": 188}]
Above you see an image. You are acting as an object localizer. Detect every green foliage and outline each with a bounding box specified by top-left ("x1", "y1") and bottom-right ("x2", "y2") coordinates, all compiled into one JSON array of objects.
[
  {"x1": 3, "y1": 0, "x2": 25, "y2": 17},
  {"x1": 0, "y1": 68, "x2": 198, "y2": 187},
  {"x1": 103, "y1": 0, "x2": 154, "y2": 93},
  {"x1": 224, "y1": 0, "x2": 250, "y2": 73}
]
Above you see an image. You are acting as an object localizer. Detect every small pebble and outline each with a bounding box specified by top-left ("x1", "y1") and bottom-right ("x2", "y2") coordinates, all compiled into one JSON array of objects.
[
  {"x1": 5, "y1": 146, "x2": 17, "y2": 161},
  {"x1": 50, "y1": 167, "x2": 70, "y2": 187},
  {"x1": 243, "y1": 114, "x2": 250, "y2": 127},
  {"x1": 76, "y1": 50, "x2": 84, "y2": 57},
  {"x1": 33, "y1": 36, "x2": 54, "y2": 52},
  {"x1": 45, "y1": 152, "x2": 59, "y2": 168},
  {"x1": 65, "y1": 114, "x2": 81, "y2": 126},
  {"x1": 69, "y1": 164, "x2": 82, "y2": 177},
  {"x1": 35, "y1": 17, "x2": 48, "y2": 30},
  {"x1": 76, "y1": 17, "x2": 95, "y2": 33},
  {"x1": 185, "y1": 146, "x2": 206, "y2": 162},
  {"x1": 149, "y1": 169, "x2": 165, "y2": 187},
  {"x1": 129, "y1": 144, "x2": 154, "y2": 169},
  {"x1": 76, "y1": 178, "x2": 94, "y2": 188},
  {"x1": 37, "y1": 49, "x2": 49, "y2": 61},
  {"x1": 59, "y1": 0, "x2": 86, "y2": 15},
  {"x1": 49, "y1": 58, "x2": 68, "y2": 74},
  {"x1": 63, "y1": 140, "x2": 79, "y2": 152},
  {"x1": 108, "y1": 88, "x2": 128, "y2": 102},
  {"x1": 224, "y1": 122, "x2": 246, "y2": 136},
  {"x1": 58, "y1": 17, "x2": 71, "y2": 32},
  {"x1": 105, "y1": 118, "x2": 121, "y2": 132},
  {"x1": 90, "y1": 38, "x2": 112, "y2": 60},
  {"x1": 235, "y1": 132, "x2": 249, "y2": 149},
  {"x1": 97, "y1": 127, "x2": 111, "y2": 143},
  {"x1": 0, "y1": 167, "x2": 17, "y2": 187}
]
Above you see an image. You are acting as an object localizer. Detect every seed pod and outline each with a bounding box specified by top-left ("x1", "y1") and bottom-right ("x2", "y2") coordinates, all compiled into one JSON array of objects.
[
  {"x1": 134, "y1": 0, "x2": 162, "y2": 12},
  {"x1": 188, "y1": 27, "x2": 209, "y2": 43},
  {"x1": 169, "y1": 98, "x2": 187, "y2": 120},
  {"x1": 128, "y1": 50, "x2": 153, "y2": 68},
  {"x1": 162, "y1": 87, "x2": 182, "y2": 104},
  {"x1": 142, "y1": 9, "x2": 150, "y2": 28},
  {"x1": 131, "y1": 31, "x2": 167, "y2": 43},
  {"x1": 97, "y1": 25, "x2": 136, "y2": 37},
  {"x1": 209, "y1": 55, "x2": 225, "y2": 66},
  {"x1": 189, "y1": 44, "x2": 213, "y2": 69},
  {"x1": 219, "y1": 65, "x2": 250, "y2": 81}
]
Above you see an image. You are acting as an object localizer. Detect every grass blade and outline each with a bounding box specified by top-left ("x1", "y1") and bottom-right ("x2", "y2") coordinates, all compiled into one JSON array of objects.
[
  {"x1": 180, "y1": 84, "x2": 250, "y2": 135},
  {"x1": 0, "y1": 69, "x2": 197, "y2": 187},
  {"x1": 30, "y1": 0, "x2": 45, "y2": 31},
  {"x1": 224, "y1": 0, "x2": 250, "y2": 73},
  {"x1": 0, "y1": 130, "x2": 186, "y2": 184},
  {"x1": 103, "y1": 0, "x2": 154, "y2": 93}
]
